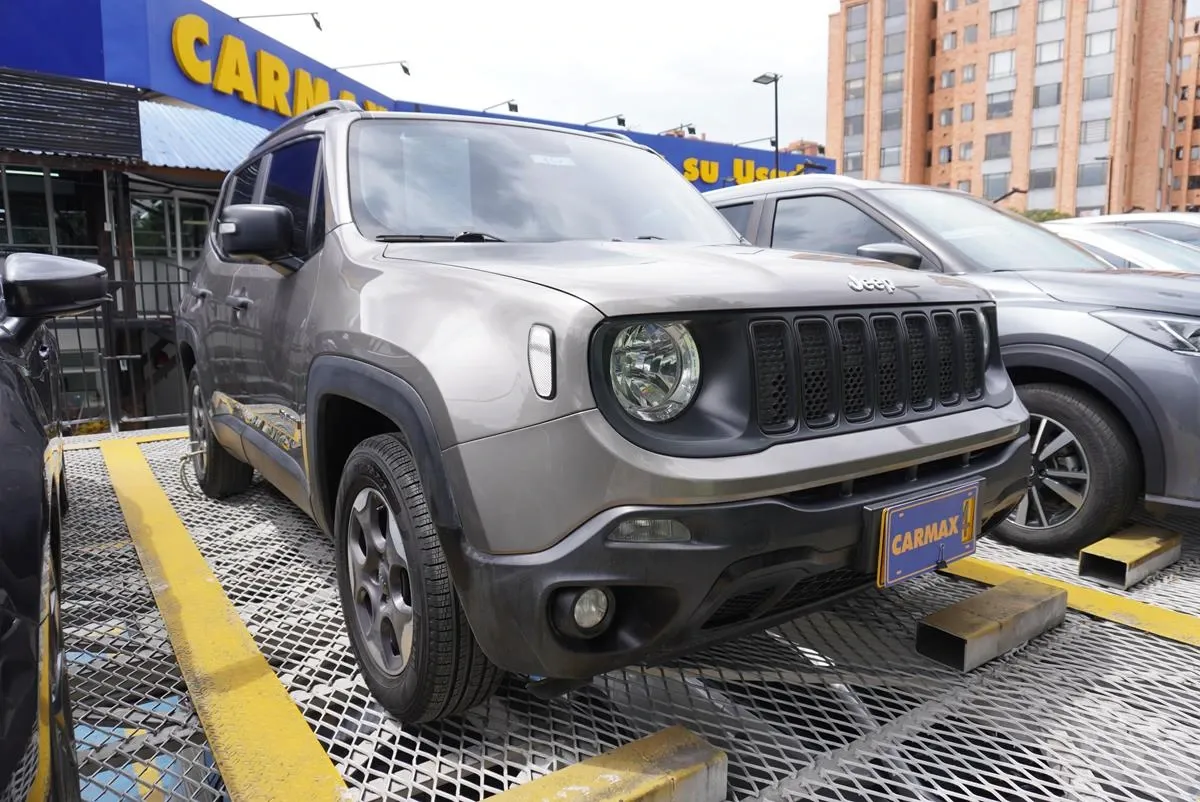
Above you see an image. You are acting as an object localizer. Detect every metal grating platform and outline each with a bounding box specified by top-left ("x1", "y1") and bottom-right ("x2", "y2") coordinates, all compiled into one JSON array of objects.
[{"x1": 59, "y1": 433, "x2": 1200, "y2": 801}]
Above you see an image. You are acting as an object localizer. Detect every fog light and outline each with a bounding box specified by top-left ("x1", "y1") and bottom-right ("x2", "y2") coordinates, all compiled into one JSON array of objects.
[
  {"x1": 573, "y1": 588, "x2": 609, "y2": 630},
  {"x1": 608, "y1": 518, "x2": 691, "y2": 543}
]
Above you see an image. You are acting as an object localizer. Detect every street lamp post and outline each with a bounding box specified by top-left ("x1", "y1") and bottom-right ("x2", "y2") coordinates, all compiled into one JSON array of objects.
[
  {"x1": 236, "y1": 12, "x2": 322, "y2": 30},
  {"x1": 334, "y1": 60, "x2": 411, "y2": 76},
  {"x1": 484, "y1": 100, "x2": 519, "y2": 113},
  {"x1": 737, "y1": 136, "x2": 777, "y2": 148},
  {"x1": 585, "y1": 114, "x2": 626, "y2": 127},
  {"x1": 753, "y1": 72, "x2": 781, "y2": 174}
]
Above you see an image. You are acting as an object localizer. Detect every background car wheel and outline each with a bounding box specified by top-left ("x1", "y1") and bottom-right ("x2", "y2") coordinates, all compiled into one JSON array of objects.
[
  {"x1": 993, "y1": 382, "x2": 1139, "y2": 553},
  {"x1": 186, "y1": 366, "x2": 252, "y2": 499},
  {"x1": 333, "y1": 433, "x2": 502, "y2": 724}
]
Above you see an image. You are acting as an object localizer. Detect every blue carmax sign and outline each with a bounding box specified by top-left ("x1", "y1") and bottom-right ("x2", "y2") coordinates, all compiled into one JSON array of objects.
[{"x1": 0, "y1": 0, "x2": 836, "y2": 186}]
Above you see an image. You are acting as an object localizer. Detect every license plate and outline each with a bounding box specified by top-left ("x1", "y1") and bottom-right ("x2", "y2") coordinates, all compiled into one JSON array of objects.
[{"x1": 877, "y1": 481, "x2": 981, "y2": 588}]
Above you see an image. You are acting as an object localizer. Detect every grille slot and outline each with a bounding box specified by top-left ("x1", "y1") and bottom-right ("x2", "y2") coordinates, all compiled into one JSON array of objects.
[
  {"x1": 797, "y1": 319, "x2": 837, "y2": 428},
  {"x1": 933, "y1": 311, "x2": 960, "y2": 405},
  {"x1": 905, "y1": 313, "x2": 935, "y2": 412},
  {"x1": 872, "y1": 315, "x2": 904, "y2": 417},
  {"x1": 750, "y1": 321, "x2": 796, "y2": 433},
  {"x1": 836, "y1": 317, "x2": 871, "y2": 422},
  {"x1": 959, "y1": 310, "x2": 986, "y2": 400}
]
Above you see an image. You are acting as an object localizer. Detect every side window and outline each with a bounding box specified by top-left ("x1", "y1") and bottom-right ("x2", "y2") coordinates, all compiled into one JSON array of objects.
[
  {"x1": 263, "y1": 138, "x2": 321, "y2": 258},
  {"x1": 1130, "y1": 221, "x2": 1200, "y2": 245},
  {"x1": 771, "y1": 195, "x2": 899, "y2": 256},
  {"x1": 228, "y1": 158, "x2": 262, "y2": 207},
  {"x1": 1077, "y1": 242, "x2": 1130, "y2": 268},
  {"x1": 716, "y1": 203, "x2": 753, "y2": 237}
]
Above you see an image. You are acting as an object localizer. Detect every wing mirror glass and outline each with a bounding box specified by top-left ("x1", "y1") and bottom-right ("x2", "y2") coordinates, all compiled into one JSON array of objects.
[
  {"x1": 1, "y1": 252, "x2": 108, "y2": 319},
  {"x1": 856, "y1": 241, "x2": 923, "y2": 271}
]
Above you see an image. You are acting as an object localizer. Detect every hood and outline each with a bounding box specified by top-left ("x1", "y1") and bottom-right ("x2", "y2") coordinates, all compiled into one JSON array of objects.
[
  {"x1": 1010, "y1": 268, "x2": 1200, "y2": 317},
  {"x1": 380, "y1": 241, "x2": 991, "y2": 316}
]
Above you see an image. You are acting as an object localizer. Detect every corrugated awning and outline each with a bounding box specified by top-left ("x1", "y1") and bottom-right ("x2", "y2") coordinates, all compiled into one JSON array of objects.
[{"x1": 139, "y1": 100, "x2": 267, "y2": 172}]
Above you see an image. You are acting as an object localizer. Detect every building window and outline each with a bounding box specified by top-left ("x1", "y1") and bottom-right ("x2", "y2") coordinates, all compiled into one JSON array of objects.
[
  {"x1": 1174, "y1": 176, "x2": 1183, "y2": 191},
  {"x1": 939, "y1": 108, "x2": 954, "y2": 126},
  {"x1": 885, "y1": 0, "x2": 906, "y2": 17},
  {"x1": 943, "y1": 32, "x2": 957, "y2": 51},
  {"x1": 989, "y1": 50, "x2": 1016, "y2": 79},
  {"x1": 962, "y1": 63, "x2": 976, "y2": 82},
  {"x1": 844, "y1": 151, "x2": 864, "y2": 173},
  {"x1": 1038, "y1": 0, "x2": 1065, "y2": 22},
  {"x1": 983, "y1": 172, "x2": 1011, "y2": 200},
  {"x1": 847, "y1": 40, "x2": 867, "y2": 63},
  {"x1": 846, "y1": 3, "x2": 868, "y2": 29},
  {"x1": 882, "y1": 109, "x2": 902, "y2": 131},
  {"x1": 1177, "y1": 146, "x2": 1185, "y2": 161},
  {"x1": 885, "y1": 32, "x2": 906, "y2": 55},
  {"x1": 1080, "y1": 118, "x2": 1111, "y2": 144},
  {"x1": 883, "y1": 71, "x2": 904, "y2": 93},
  {"x1": 1034, "y1": 82, "x2": 1062, "y2": 108},
  {"x1": 939, "y1": 146, "x2": 954, "y2": 164},
  {"x1": 956, "y1": 180, "x2": 972, "y2": 193},
  {"x1": 845, "y1": 114, "x2": 866, "y2": 136},
  {"x1": 1192, "y1": 115, "x2": 1200, "y2": 130},
  {"x1": 961, "y1": 102, "x2": 975, "y2": 122},
  {"x1": 964, "y1": 24, "x2": 978, "y2": 44},
  {"x1": 1179, "y1": 117, "x2": 1187, "y2": 132},
  {"x1": 881, "y1": 146, "x2": 902, "y2": 167},
  {"x1": 1088, "y1": 0, "x2": 1116, "y2": 10},
  {"x1": 985, "y1": 132, "x2": 1012, "y2": 160},
  {"x1": 1185, "y1": 86, "x2": 1193, "y2": 100},
  {"x1": 959, "y1": 141, "x2": 974, "y2": 160},
  {"x1": 1083, "y1": 74, "x2": 1114, "y2": 101},
  {"x1": 1192, "y1": 146, "x2": 1200, "y2": 160},
  {"x1": 990, "y1": 8, "x2": 1017, "y2": 37},
  {"x1": 945, "y1": 0, "x2": 957, "y2": 10},
  {"x1": 941, "y1": 70, "x2": 956, "y2": 88},
  {"x1": 1032, "y1": 125, "x2": 1059, "y2": 148},
  {"x1": 1077, "y1": 162, "x2": 1108, "y2": 187},
  {"x1": 1029, "y1": 167, "x2": 1057, "y2": 190},
  {"x1": 1085, "y1": 30, "x2": 1116, "y2": 57},
  {"x1": 987, "y1": 90, "x2": 1015, "y2": 119},
  {"x1": 846, "y1": 78, "x2": 866, "y2": 100},
  {"x1": 1037, "y1": 40, "x2": 1064, "y2": 65},
  {"x1": 1189, "y1": 175, "x2": 1200, "y2": 190},
  {"x1": 1184, "y1": 55, "x2": 1193, "y2": 71}
]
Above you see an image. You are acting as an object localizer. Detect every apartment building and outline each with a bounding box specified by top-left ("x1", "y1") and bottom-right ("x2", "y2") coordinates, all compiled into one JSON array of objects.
[
  {"x1": 827, "y1": 0, "x2": 1188, "y2": 215},
  {"x1": 1171, "y1": 18, "x2": 1200, "y2": 210}
]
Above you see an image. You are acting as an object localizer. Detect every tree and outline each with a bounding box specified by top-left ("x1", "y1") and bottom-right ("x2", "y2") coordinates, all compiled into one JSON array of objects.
[{"x1": 1021, "y1": 209, "x2": 1073, "y2": 223}]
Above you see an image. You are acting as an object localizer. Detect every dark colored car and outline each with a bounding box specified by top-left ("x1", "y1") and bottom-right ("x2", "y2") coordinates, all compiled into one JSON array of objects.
[
  {"x1": 707, "y1": 175, "x2": 1200, "y2": 552},
  {"x1": 1, "y1": 252, "x2": 107, "y2": 802},
  {"x1": 177, "y1": 101, "x2": 1029, "y2": 724}
]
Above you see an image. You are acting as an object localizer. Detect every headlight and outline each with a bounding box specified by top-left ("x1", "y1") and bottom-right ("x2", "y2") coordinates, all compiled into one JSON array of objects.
[
  {"x1": 608, "y1": 321, "x2": 701, "y2": 422},
  {"x1": 1091, "y1": 310, "x2": 1200, "y2": 354}
]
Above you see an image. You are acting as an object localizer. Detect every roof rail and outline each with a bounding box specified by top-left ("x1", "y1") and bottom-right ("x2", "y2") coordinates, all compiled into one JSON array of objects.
[
  {"x1": 255, "y1": 99, "x2": 363, "y2": 148},
  {"x1": 592, "y1": 130, "x2": 634, "y2": 143}
]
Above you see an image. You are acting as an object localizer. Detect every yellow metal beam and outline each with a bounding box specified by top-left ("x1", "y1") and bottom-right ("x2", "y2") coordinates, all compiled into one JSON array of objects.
[
  {"x1": 489, "y1": 725, "x2": 727, "y2": 802},
  {"x1": 942, "y1": 557, "x2": 1200, "y2": 648},
  {"x1": 99, "y1": 439, "x2": 348, "y2": 802},
  {"x1": 1078, "y1": 526, "x2": 1182, "y2": 590},
  {"x1": 64, "y1": 430, "x2": 187, "y2": 451}
]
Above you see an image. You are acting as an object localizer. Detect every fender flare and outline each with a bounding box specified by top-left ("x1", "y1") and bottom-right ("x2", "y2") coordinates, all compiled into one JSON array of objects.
[
  {"x1": 1001, "y1": 342, "x2": 1165, "y2": 496},
  {"x1": 304, "y1": 354, "x2": 462, "y2": 537}
]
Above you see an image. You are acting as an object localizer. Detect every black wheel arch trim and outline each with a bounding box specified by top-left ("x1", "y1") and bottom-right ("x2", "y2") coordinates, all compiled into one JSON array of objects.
[
  {"x1": 305, "y1": 355, "x2": 464, "y2": 538},
  {"x1": 1001, "y1": 342, "x2": 1165, "y2": 496}
]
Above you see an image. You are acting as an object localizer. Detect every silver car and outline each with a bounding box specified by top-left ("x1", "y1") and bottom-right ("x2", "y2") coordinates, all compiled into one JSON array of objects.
[{"x1": 176, "y1": 102, "x2": 1031, "y2": 724}]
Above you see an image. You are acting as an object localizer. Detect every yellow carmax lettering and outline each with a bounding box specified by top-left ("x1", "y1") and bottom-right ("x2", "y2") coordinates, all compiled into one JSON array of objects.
[
  {"x1": 212, "y1": 34, "x2": 257, "y2": 104},
  {"x1": 893, "y1": 515, "x2": 961, "y2": 555},
  {"x1": 172, "y1": 14, "x2": 212, "y2": 85},
  {"x1": 293, "y1": 68, "x2": 331, "y2": 114},
  {"x1": 257, "y1": 50, "x2": 292, "y2": 115}
]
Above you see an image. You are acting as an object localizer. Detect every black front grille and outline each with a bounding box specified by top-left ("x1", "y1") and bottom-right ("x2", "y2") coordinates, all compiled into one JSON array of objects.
[{"x1": 750, "y1": 306, "x2": 990, "y2": 435}]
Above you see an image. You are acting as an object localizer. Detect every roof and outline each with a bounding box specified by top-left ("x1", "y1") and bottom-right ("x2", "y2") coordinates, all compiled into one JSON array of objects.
[
  {"x1": 1051, "y1": 212, "x2": 1200, "y2": 227},
  {"x1": 702, "y1": 173, "x2": 901, "y2": 202},
  {"x1": 138, "y1": 100, "x2": 267, "y2": 172}
]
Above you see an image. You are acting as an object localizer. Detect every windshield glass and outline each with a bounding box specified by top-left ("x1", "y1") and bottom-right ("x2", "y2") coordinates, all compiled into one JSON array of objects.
[
  {"x1": 865, "y1": 187, "x2": 1111, "y2": 272},
  {"x1": 347, "y1": 119, "x2": 742, "y2": 244},
  {"x1": 1073, "y1": 226, "x2": 1200, "y2": 272}
]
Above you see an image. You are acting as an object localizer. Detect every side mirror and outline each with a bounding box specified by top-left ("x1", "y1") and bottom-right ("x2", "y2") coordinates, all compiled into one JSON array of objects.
[
  {"x1": 857, "y1": 241, "x2": 924, "y2": 271},
  {"x1": 1, "y1": 252, "x2": 108, "y2": 319},
  {"x1": 218, "y1": 204, "x2": 294, "y2": 261}
]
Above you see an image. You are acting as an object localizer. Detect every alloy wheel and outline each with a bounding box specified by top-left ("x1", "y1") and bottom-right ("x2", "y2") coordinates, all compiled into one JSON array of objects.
[
  {"x1": 189, "y1": 383, "x2": 208, "y2": 479},
  {"x1": 1007, "y1": 413, "x2": 1091, "y2": 530},
  {"x1": 346, "y1": 487, "x2": 414, "y2": 676}
]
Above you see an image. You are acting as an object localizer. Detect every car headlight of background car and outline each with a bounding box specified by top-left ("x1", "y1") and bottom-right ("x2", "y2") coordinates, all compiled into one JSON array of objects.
[
  {"x1": 608, "y1": 321, "x2": 701, "y2": 422},
  {"x1": 1092, "y1": 310, "x2": 1200, "y2": 354}
]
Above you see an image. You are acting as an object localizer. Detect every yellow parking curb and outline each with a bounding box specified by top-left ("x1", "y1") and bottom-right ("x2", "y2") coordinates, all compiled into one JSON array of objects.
[
  {"x1": 99, "y1": 439, "x2": 349, "y2": 802},
  {"x1": 1078, "y1": 526, "x2": 1183, "y2": 590},
  {"x1": 64, "y1": 430, "x2": 187, "y2": 450},
  {"x1": 489, "y1": 725, "x2": 727, "y2": 802},
  {"x1": 943, "y1": 557, "x2": 1200, "y2": 648}
]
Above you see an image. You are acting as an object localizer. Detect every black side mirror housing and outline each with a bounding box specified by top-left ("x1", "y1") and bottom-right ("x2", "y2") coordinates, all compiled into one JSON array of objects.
[
  {"x1": 219, "y1": 204, "x2": 295, "y2": 264},
  {"x1": 1, "y1": 252, "x2": 108, "y2": 319},
  {"x1": 856, "y1": 241, "x2": 924, "y2": 271}
]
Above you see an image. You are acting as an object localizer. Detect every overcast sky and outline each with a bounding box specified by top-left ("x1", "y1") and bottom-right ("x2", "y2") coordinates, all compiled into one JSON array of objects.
[{"x1": 203, "y1": 0, "x2": 842, "y2": 146}]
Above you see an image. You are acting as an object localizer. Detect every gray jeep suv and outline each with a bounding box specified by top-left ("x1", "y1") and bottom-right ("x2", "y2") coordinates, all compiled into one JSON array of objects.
[{"x1": 177, "y1": 101, "x2": 1030, "y2": 724}]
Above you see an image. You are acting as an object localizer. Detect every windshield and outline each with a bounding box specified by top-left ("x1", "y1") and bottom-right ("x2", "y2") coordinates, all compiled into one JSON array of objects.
[
  {"x1": 1069, "y1": 226, "x2": 1200, "y2": 272},
  {"x1": 347, "y1": 119, "x2": 742, "y2": 244},
  {"x1": 866, "y1": 187, "x2": 1111, "y2": 272}
]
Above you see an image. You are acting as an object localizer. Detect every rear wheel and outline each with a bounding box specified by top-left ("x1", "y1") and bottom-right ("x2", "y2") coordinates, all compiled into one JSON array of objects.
[
  {"x1": 187, "y1": 367, "x2": 252, "y2": 499},
  {"x1": 333, "y1": 433, "x2": 501, "y2": 724},
  {"x1": 993, "y1": 383, "x2": 1139, "y2": 553}
]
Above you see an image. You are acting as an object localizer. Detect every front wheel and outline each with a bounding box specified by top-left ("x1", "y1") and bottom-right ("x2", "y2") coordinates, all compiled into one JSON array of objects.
[
  {"x1": 333, "y1": 433, "x2": 501, "y2": 724},
  {"x1": 992, "y1": 383, "x2": 1139, "y2": 553}
]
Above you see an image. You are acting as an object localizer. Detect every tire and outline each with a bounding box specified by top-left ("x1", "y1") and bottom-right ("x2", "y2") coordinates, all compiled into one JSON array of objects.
[
  {"x1": 186, "y1": 367, "x2": 252, "y2": 499},
  {"x1": 993, "y1": 382, "x2": 1139, "y2": 553},
  {"x1": 58, "y1": 462, "x2": 70, "y2": 519},
  {"x1": 333, "y1": 433, "x2": 501, "y2": 724},
  {"x1": 47, "y1": 547, "x2": 81, "y2": 802}
]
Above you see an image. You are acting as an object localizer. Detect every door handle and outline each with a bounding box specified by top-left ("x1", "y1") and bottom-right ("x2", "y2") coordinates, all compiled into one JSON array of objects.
[
  {"x1": 225, "y1": 295, "x2": 253, "y2": 311},
  {"x1": 190, "y1": 286, "x2": 212, "y2": 300}
]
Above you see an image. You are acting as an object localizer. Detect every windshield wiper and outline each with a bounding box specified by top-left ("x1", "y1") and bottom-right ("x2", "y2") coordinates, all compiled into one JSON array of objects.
[{"x1": 376, "y1": 231, "x2": 506, "y2": 243}]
